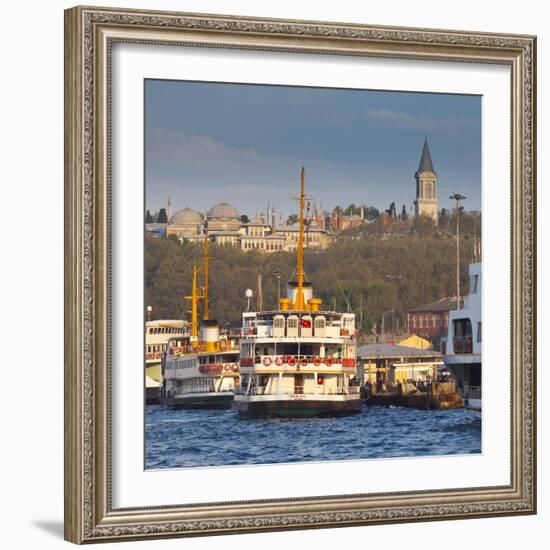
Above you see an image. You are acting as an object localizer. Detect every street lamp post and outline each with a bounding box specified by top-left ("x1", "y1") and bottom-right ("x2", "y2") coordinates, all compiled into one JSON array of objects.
[
  {"x1": 245, "y1": 289, "x2": 253, "y2": 312},
  {"x1": 449, "y1": 193, "x2": 466, "y2": 310},
  {"x1": 273, "y1": 270, "x2": 281, "y2": 303}
]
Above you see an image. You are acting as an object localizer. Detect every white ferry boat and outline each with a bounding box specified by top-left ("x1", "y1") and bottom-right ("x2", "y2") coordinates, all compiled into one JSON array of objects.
[
  {"x1": 145, "y1": 313, "x2": 187, "y2": 403},
  {"x1": 233, "y1": 168, "x2": 362, "y2": 417},
  {"x1": 444, "y1": 262, "x2": 482, "y2": 411},
  {"x1": 145, "y1": 316, "x2": 187, "y2": 378},
  {"x1": 160, "y1": 238, "x2": 240, "y2": 408}
]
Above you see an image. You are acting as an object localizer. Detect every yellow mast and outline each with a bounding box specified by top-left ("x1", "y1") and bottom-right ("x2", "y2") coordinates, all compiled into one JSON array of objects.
[
  {"x1": 203, "y1": 234, "x2": 209, "y2": 321},
  {"x1": 185, "y1": 264, "x2": 204, "y2": 348},
  {"x1": 294, "y1": 167, "x2": 306, "y2": 310}
]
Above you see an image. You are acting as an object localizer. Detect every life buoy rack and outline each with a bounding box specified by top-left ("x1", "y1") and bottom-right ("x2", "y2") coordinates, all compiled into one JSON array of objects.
[
  {"x1": 300, "y1": 356, "x2": 309, "y2": 366},
  {"x1": 263, "y1": 357, "x2": 272, "y2": 366},
  {"x1": 232, "y1": 363, "x2": 239, "y2": 373},
  {"x1": 224, "y1": 364, "x2": 232, "y2": 372},
  {"x1": 313, "y1": 356, "x2": 321, "y2": 366},
  {"x1": 286, "y1": 356, "x2": 296, "y2": 366},
  {"x1": 325, "y1": 357, "x2": 334, "y2": 366},
  {"x1": 199, "y1": 364, "x2": 223, "y2": 374},
  {"x1": 275, "y1": 356, "x2": 284, "y2": 366}
]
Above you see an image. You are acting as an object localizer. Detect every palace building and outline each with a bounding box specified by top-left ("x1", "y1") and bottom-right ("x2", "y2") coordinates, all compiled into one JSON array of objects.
[{"x1": 147, "y1": 201, "x2": 333, "y2": 253}]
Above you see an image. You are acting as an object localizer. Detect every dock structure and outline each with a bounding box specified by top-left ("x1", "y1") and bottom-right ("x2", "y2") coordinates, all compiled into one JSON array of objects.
[
  {"x1": 357, "y1": 343, "x2": 443, "y2": 385},
  {"x1": 356, "y1": 343, "x2": 462, "y2": 410}
]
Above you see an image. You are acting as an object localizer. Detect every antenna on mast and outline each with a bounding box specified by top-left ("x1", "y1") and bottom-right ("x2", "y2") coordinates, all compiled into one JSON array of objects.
[
  {"x1": 185, "y1": 264, "x2": 204, "y2": 348},
  {"x1": 293, "y1": 167, "x2": 307, "y2": 310},
  {"x1": 203, "y1": 234, "x2": 209, "y2": 320}
]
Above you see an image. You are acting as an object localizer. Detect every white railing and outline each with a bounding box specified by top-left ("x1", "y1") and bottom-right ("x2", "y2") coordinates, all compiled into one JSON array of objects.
[{"x1": 234, "y1": 385, "x2": 360, "y2": 396}]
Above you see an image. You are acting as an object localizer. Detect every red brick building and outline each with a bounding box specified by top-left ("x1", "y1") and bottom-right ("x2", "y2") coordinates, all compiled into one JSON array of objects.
[{"x1": 407, "y1": 296, "x2": 463, "y2": 348}]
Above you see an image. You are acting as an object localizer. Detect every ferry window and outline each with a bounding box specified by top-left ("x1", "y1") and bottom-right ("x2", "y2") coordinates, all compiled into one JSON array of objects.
[
  {"x1": 454, "y1": 318, "x2": 472, "y2": 338},
  {"x1": 477, "y1": 322, "x2": 482, "y2": 343}
]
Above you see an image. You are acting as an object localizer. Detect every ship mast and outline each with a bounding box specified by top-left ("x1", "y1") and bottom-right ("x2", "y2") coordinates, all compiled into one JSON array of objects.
[
  {"x1": 203, "y1": 234, "x2": 209, "y2": 320},
  {"x1": 185, "y1": 264, "x2": 204, "y2": 348},
  {"x1": 294, "y1": 167, "x2": 306, "y2": 310}
]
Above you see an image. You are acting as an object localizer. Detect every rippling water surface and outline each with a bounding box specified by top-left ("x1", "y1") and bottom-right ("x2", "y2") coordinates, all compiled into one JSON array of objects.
[{"x1": 145, "y1": 405, "x2": 481, "y2": 469}]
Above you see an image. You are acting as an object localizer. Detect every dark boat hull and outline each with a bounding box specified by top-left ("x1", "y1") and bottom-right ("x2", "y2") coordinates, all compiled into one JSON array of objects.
[
  {"x1": 159, "y1": 392, "x2": 234, "y2": 409},
  {"x1": 145, "y1": 386, "x2": 161, "y2": 405},
  {"x1": 233, "y1": 396, "x2": 362, "y2": 417}
]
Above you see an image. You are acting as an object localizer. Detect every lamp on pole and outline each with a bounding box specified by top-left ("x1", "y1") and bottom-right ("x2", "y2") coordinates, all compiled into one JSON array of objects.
[
  {"x1": 449, "y1": 193, "x2": 466, "y2": 310},
  {"x1": 245, "y1": 289, "x2": 253, "y2": 312},
  {"x1": 273, "y1": 270, "x2": 281, "y2": 303}
]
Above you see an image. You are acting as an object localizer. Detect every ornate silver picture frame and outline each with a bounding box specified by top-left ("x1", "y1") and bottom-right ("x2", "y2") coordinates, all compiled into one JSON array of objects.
[{"x1": 64, "y1": 5, "x2": 536, "y2": 544}]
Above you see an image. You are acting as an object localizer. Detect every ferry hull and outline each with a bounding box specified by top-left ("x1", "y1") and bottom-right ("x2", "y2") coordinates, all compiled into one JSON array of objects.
[
  {"x1": 160, "y1": 391, "x2": 234, "y2": 409},
  {"x1": 233, "y1": 396, "x2": 362, "y2": 417},
  {"x1": 146, "y1": 387, "x2": 161, "y2": 405}
]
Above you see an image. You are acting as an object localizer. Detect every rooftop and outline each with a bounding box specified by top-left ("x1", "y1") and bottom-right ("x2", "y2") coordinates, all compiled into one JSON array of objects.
[
  {"x1": 408, "y1": 296, "x2": 463, "y2": 313},
  {"x1": 417, "y1": 138, "x2": 436, "y2": 175},
  {"x1": 357, "y1": 343, "x2": 442, "y2": 359}
]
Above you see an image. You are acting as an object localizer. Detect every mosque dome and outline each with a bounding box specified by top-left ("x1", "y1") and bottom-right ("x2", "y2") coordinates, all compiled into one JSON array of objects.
[
  {"x1": 207, "y1": 202, "x2": 240, "y2": 220},
  {"x1": 169, "y1": 207, "x2": 203, "y2": 225}
]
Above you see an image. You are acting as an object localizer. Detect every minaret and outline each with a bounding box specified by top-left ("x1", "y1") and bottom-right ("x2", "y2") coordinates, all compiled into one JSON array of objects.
[
  {"x1": 271, "y1": 202, "x2": 276, "y2": 231},
  {"x1": 166, "y1": 197, "x2": 172, "y2": 221},
  {"x1": 414, "y1": 139, "x2": 438, "y2": 223}
]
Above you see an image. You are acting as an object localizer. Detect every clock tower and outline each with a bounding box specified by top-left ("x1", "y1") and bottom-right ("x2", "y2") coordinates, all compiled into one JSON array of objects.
[{"x1": 414, "y1": 139, "x2": 438, "y2": 223}]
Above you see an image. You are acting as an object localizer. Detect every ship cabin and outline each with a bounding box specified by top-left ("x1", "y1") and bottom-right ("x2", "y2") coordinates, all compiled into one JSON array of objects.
[{"x1": 238, "y1": 302, "x2": 358, "y2": 398}]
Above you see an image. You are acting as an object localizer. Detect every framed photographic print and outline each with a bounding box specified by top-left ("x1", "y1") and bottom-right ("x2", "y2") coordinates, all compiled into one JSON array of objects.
[{"x1": 64, "y1": 5, "x2": 536, "y2": 544}]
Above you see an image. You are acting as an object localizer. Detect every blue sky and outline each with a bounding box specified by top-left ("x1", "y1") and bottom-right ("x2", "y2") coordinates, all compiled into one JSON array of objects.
[{"x1": 145, "y1": 79, "x2": 481, "y2": 219}]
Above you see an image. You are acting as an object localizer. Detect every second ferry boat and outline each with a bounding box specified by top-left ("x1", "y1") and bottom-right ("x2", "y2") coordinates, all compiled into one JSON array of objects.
[
  {"x1": 160, "y1": 236, "x2": 240, "y2": 408},
  {"x1": 444, "y1": 261, "x2": 482, "y2": 411},
  {"x1": 233, "y1": 168, "x2": 362, "y2": 417}
]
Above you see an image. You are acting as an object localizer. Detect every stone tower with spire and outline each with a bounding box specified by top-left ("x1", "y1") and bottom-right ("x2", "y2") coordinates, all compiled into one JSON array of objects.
[{"x1": 414, "y1": 139, "x2": 438, "y2": 223}]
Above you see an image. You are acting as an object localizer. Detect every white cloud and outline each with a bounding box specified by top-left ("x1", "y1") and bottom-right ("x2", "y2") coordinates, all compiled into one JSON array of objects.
[{"x1": 147, "y1": 127, "x2": 260, "y2": 166}]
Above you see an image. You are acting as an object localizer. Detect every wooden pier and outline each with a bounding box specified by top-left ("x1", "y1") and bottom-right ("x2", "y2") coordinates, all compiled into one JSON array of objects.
[{"x1": 362, "y1": 379, "x2": 463, "y2": 410}]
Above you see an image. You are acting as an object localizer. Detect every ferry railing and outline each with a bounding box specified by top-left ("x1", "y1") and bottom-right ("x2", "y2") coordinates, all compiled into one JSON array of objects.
[
  {"x1": 453, "y1": 336, "x2": 473, "y2": 354},
  {"x1": 235, "y1": 385, "x2": 360, "y2": 396}
]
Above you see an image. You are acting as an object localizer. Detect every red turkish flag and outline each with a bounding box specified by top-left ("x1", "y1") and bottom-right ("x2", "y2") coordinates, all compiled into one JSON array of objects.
[{"x1": 300, "y1": 318, "x2": 312, "y2": 328}]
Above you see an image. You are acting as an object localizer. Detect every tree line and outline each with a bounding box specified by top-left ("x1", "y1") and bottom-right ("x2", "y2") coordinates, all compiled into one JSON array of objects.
[{"x1": 145, "y1": 212, "x2": 480, "y2": 333}]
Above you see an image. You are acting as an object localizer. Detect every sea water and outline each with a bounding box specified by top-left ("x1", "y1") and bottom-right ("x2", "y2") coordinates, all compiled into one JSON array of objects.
[{"x1": 145, "y1": 405, "x2": 481, "y2": 469}]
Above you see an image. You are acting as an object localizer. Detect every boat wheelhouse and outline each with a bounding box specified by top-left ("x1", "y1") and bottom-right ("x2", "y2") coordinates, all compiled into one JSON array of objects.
[
  {"x1": 444, "y1": 262, "x2": 482, "y2": 411},
  {"x1": 233, "y1": 168, "x2": 361, "y2": 416}
]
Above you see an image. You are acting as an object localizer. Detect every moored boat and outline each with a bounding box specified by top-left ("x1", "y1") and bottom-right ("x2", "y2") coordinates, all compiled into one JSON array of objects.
[
  {"x1": 145, "y1": 314, "x2": 187, "y2": 404},
  {"x1": 159, "y1": 235, "x2": 240, "y2": 408},
  {"x1": 444, "y1": 262, "x2": 482, "y2": 411},
  {"x1": 233, "y1": 168, "x2": 362, "y2": 417}
]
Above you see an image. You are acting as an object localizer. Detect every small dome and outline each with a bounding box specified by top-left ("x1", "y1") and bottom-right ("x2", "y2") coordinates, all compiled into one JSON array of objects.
[
  {"x1": 207, "y1": 202, "x2": 240, "y2": 220},
  {"x1": 169, "y1": 207, "x2": 203, "y2": 225}
]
